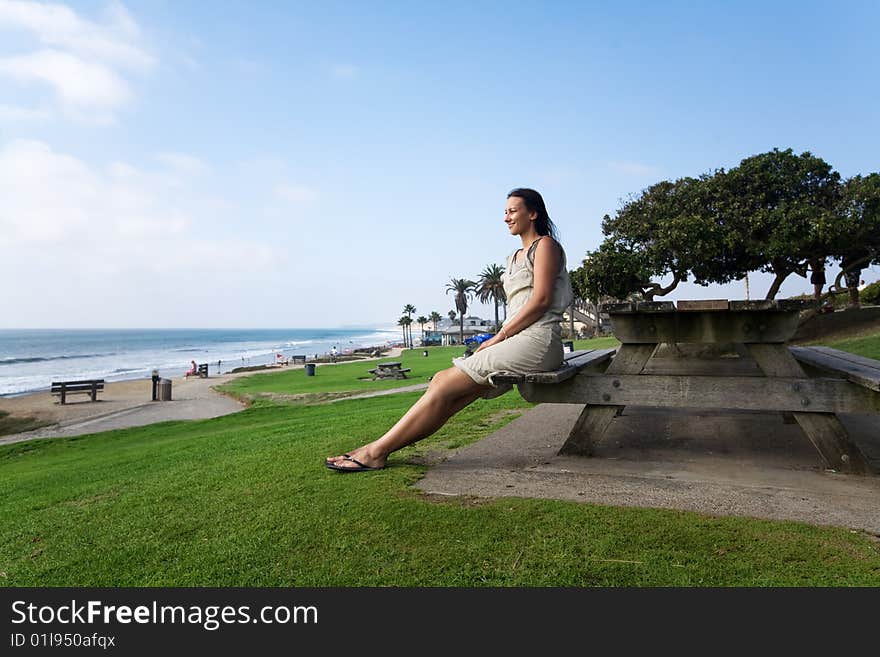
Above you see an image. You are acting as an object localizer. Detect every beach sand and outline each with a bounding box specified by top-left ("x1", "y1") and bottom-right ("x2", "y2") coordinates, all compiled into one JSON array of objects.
[{"x1": 0, "y1": 347, "x2": 404, "y2": 446}]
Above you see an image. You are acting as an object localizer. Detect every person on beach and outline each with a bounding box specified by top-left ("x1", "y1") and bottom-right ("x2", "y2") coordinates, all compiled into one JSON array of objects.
[
  {"x1": 326, "y1": 188, "x2": 572, "y2": 472},
  {"x1": 184, "y1": 360, "x2": 197, "y2": 377}
]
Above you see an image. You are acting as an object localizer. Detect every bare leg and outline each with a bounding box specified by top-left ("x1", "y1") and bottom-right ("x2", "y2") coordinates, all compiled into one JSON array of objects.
[{"x1": 326, "y1": 366, "x2": 490, "y2": 470}]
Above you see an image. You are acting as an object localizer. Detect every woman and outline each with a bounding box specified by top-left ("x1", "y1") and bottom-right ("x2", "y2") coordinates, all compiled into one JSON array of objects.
[{"x1": 326, "y1": 188, "x2": 572, "y2": 471}]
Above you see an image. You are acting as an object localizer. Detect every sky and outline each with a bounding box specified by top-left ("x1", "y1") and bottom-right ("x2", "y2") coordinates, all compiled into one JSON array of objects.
[{"x1": 1, "y1": 0, "x2": 878, "y2": 329}]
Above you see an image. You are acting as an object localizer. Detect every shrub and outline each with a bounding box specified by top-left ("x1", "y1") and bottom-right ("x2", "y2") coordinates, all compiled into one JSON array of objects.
[{"x1": 861, "y1": 280, "x2": 880, "y2": 305}]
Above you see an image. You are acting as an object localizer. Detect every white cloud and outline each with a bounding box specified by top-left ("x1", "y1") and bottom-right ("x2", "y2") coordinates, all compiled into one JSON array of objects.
[
  {"x1": 0, "y1": 102, "x2": 50, "y2": 121},
  {"x1": 0, "y1": 1, "x2": 154, "y2": 120},
  {"x1": 275, "y1": 183, "x2": 317, "y2": 203},
  {"x1": 610, "y1": 161, "x2": 661, "y2": 176},
  {"x1": 0, "y1": 139, "x2": 276, "y2": 270},
  {"x1": 157, "y1": 152, "x2": 210, "y2": 177}
]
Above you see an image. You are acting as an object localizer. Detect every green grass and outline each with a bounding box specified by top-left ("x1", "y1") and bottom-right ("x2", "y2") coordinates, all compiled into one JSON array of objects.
[
  {"x1": 219, "y1": 346, "x2": 468, "y2": 399},
  {"x1": 822, "y1": 333, "x2": 880, "y2": 360},
  {"x1": 2, "y1": 332, "x2": 878, "y2": 586}
]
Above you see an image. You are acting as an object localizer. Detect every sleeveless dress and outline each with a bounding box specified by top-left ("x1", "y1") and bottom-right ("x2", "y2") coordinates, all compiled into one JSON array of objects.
[{"x1": 453, "y1": 237, "x2": 573, "y2": 399}]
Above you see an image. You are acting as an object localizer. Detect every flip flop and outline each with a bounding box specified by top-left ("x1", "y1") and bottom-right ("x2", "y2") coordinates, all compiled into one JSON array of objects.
[{"x1": 325, "y1": 455, "x2": 385, "y2": 472}]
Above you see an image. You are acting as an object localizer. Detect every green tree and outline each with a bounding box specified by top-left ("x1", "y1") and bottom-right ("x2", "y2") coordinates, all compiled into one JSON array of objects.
[
  {"x1": 476, "y1": 263, "x2": 505, "y2": 332},
  {"x1": 831, "y1": 173, "x2": 880, "y2": 308},
  {"x1": 416, "y1": 315, "x2": 428, "y2": 343},
  {"x1": 446, "y1": 278, "x2": 475, "y2": 345},
  {"x1": 720, "y1": 148, "x2": 841, "y2": 299},
  {"x1": 430, "y1": 311, "x2": 442, "y2": 332},
  {"x1": 577, "y1": 174, "x2": 746, "y2": 302}
]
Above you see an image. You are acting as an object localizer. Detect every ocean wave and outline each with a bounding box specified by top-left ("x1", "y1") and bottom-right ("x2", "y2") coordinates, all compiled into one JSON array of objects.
[{"x1": 0, "y1": 353, "x2": 110, "y2": 366}]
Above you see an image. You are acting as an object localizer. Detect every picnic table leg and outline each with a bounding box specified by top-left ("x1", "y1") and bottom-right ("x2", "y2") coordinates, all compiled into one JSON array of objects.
[
  {"x1": 559, "y1": 343, "x2": 657, "y2": 456},
  {"x1": 746, "y1": 343, "x2": 870, "y2": 474}
]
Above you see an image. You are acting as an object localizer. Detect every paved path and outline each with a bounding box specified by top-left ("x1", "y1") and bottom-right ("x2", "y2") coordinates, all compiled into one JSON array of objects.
[{"x1": 416, "y1": 403, "x2": 880, "y2": 533}]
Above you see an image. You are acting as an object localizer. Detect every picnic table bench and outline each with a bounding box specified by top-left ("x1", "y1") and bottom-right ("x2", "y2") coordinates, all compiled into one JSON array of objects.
[
  {"x1": 368, "y1": 362, "x2": 411, "y2": 380},
  {"x1": 495, "y1": 300, "x2": 880, "y2": 475},
  {"x1": 51, "y1": 379, "x2": 105, "y2": 404}
]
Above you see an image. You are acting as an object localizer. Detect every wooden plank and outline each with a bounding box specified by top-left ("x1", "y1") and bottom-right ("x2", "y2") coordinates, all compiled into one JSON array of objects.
[
  {"x1": 492, "y1": 349, "x2": 616, "y2": 385},
  {"x1": 747, "y1": 343, "x2": 871, "y2": 474},
  {"x1": 635, "y1": 301, "x2": 676, "y2": 312},
  {"x1": 520, "y1": 374, "x2": 880, "y2": 413},
  {"x1": 642, "y1": 357, "x2": 763, "y2": 377},
  {"x1": 676, "y1": 299, "x2": 729, "y2": 311},
  {"x1": 789, "y1": 346, "x2": 880, "y2": 392},
  {"x1": 727, "y1": 299, "x2": 814, "y2": 312},
  {"x1": 609, "y1": 310, "x2": 800, "y2": 344},
  {"x1": 558, "y1": 344, "x2": 656, "y2": 456}
]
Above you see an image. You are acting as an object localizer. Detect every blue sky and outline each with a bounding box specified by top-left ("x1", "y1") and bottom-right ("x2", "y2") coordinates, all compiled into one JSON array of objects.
[{"x1": 1, "y1": 0, "x2": 878, "y2": 328}]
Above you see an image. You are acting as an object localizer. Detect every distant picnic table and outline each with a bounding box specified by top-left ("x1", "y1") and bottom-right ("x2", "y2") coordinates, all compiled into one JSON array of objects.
[
  {"x1": 368, "y1": 362, "x2": 411, "y2": 380},
  {"x1": 493, "y1": 299, "x2": 879, "y2": 475}
]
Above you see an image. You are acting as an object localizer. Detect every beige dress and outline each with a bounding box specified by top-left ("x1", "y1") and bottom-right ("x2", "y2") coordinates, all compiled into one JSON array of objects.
[{"x1": 453, "y1": 237, "x2": 573, "y2": 398}]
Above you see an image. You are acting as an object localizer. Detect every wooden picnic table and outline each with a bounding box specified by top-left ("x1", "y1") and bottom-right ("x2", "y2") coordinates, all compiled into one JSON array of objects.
[
  {"x1": 499, "y1": 299, "x2": 879, "y2": 475},
  {"x1": 368, "y1": 362, "x2": 411, "y2": 380}
]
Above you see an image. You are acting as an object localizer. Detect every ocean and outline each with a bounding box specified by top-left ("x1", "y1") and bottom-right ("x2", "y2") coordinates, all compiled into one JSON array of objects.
[{"x1": 0, "y1": 327, "x2": 402, "y2": 397}]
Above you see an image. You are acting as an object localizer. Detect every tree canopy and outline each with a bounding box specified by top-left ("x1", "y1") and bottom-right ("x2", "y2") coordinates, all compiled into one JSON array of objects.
[{"x1": 575, "y1": 148, "x2": 879, "y2": 304}]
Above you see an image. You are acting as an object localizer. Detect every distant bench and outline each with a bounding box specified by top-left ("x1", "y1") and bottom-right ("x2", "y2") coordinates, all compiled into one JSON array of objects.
[
  {"x1": 51, "y1": 379, "x2": 105, "y2": 404},
  {"x1": 291, "y1": 355, "x2": 307, "y2": 364},
  {"x1": 186, "y1": 363, "x2": 209, "y2": 378}
]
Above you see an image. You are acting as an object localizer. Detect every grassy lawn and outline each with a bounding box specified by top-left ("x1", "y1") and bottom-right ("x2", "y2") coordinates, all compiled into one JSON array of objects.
[
  {"x1": 821, "y1": 333, "x2": 880, "y2": 360},
  {"x1": 1, "y1": 332, "x2": 878, "y2": 586}
]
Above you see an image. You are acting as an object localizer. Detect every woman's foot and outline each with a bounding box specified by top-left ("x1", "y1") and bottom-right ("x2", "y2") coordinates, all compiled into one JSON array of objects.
[{"x1": 325, "y1": 447, "x2": 386, "y2": 472}]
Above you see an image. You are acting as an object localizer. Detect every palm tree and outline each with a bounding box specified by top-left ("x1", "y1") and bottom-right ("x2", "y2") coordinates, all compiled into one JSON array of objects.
[
  {"x1": 476, "y1": 263, "x2": 506, "y2": 333},
  {"x1": 430, "y1": 311, "x2": 442, "y2": 331},
  {"x1": 397, "y1": 316, "x2": 408, "y2": 347},
  {"x1": 416, "y1": 316, "x2": 428, "y2": 344},
  {"x1": 403, "y1": 304, "x2": 416, "y2": 348},
  {"x1": 447, "y1": 310, "x2": 457, "y2": 323},
  {"x1": 446, "y1": 278, "x2": 476, "y2": 346},
  {"x1": 402, "y1": 316, "x2": 413, "y2": 349}
]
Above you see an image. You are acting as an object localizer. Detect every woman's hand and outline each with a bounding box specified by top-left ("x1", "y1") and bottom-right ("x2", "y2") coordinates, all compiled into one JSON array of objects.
[{"x1": 474, "y1": 330, "x2": 506, "y2": 353}]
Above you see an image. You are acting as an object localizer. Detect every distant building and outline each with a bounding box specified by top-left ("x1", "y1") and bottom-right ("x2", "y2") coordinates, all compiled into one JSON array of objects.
[{"x1": 441, "y1": 316, "x2": 495, "y2": 345}]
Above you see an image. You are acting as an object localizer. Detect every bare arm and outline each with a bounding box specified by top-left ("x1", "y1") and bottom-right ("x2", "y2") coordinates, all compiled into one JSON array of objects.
[{"x1": 476, "y1": 238, "x2": 561, "y2": 352}]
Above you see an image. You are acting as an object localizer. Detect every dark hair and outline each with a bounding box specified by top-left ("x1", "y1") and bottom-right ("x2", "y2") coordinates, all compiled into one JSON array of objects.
[{"x1": 507, "y1": 188, "x2": 559, "y2": 240}]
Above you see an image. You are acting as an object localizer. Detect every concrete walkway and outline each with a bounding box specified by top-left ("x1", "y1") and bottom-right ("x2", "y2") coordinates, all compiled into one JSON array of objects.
[{"x1": 416, "y1": 404, "x2": 880, "y2": 533}]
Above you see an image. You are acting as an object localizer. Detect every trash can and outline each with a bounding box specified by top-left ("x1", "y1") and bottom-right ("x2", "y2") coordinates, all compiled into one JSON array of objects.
[
  {"x1": 305, "y1": 363, "x2": 316, "y2": 376},
  {"x1": 563, "y1": 340, "x2": 574, "y2": 353},
  {"x1": 157, "y1": 378, "x2": 172, "y2": 401}
]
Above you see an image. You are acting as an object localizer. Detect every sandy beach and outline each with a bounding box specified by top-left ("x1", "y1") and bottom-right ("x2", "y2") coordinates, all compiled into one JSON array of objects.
[{"x1": 0, "y1": 347, "x2": 404, "y2": 446}]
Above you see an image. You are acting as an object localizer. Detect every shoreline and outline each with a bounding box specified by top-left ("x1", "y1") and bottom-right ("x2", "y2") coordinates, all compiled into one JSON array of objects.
[
  {"x1": 0, "y1": 341, "x2": 400, "y2": 399},
  {"x1": 0, "y1": 346, "x2": 404, "y2": 446}
]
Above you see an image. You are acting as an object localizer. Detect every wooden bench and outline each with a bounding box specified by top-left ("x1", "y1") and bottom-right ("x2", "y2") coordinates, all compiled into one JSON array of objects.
[
  {"x1": 291, "y1": 355, "x2": 307, "y2": 364},
  {"x1": 197, "y1": 363, "x2": 208, "y2": 378},
  {"x1": 51, "y1": 379, "x2": 105, "y2": 404},
  {"x1": 492, "y1": 349, "x2": 617, "y2": 385},
  {"x1": 790, "y1": 346, "x2": 880, "y2": 392}
]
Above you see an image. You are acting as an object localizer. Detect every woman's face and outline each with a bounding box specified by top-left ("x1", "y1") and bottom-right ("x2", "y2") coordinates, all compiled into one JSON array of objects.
[{"x1": 504, "y1": 196, "x2": 536, "y2": 235}]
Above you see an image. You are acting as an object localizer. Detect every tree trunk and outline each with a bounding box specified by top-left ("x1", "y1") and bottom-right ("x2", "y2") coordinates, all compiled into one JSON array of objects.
[
  {"x1": 765, "y1": 270, "x2": 788, "y2": 300},
  {"x1": 459, "y1": 316, "x2": 464, "y2": 345},
  {"x1": 493, "y1": 297, "x2": 500, "y2": 332},
  {"x1": 845, "y1": 269, "x2": 862, "y2": 309},
  {"x1": 569, "y1": 302, "x2": 575, "y2": 339}
]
